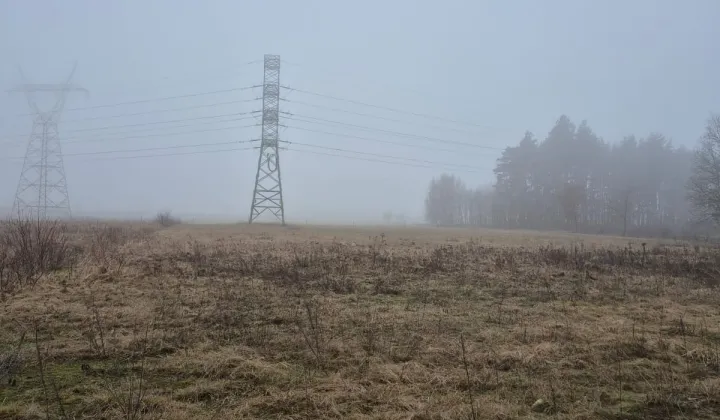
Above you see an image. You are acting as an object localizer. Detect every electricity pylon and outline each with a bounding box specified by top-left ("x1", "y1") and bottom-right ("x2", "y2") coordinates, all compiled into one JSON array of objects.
[
  {"x1": 9, "y1": 65, "x2": 88, "y2": 219},
  {"x1": 248, "y1": 55, "x2": 285, "y2": 224}
]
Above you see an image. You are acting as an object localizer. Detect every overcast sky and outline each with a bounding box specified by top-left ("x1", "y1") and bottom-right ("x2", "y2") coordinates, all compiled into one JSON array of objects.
[{"x1": 1, "y1": 0, "x2": 718, "y2": 223}]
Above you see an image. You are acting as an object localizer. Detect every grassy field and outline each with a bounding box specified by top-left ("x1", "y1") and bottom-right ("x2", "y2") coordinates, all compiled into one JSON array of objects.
[{"x1": 2, "y1": 221, "x2": 720, "y2": 419}]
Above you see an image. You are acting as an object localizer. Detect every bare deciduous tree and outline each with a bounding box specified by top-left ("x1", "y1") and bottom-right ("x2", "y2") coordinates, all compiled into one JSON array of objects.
[
  {"x1": 688, "y1": 115, "x2": 720, "y2": 223},
  {"x1": 155, "y1": 211, "x2": 181, "y2": 227}
]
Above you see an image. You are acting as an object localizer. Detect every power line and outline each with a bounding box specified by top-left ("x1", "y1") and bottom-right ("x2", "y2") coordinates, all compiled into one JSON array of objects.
[
  {"x1": 4, "y1": 139, "x2": 484, "y2": 174},
  {"x1": 64, "y1": 140, "x2": 252, "y2": 158},
  {"x1": 285, "y1": 125, "x2": 485, "y2": 155},
  {"x1": 60, "y1": 122, "x2": 258, "y2": 146},
  {"x1": 284, "y1": 114, "x2": 504, "y2": 150},
  {"x1": 281, "y1": 59, "x2": 480, "y2": 108},
  {"x1": 62, "y1": 146, "x2": 257, "y2": 163},
  {"x1": 62, "y1": 85, "x2": 261, "y2": 112},
  {"x1": 1, "y1": 116, "x2": 257, "y2": 145},
  {"x1": 62, "y1": 111, "x2": 253, "y2": 135},
  {"x1": 17, "y1": 84, "x2": 261, "y2": 116},
  {"x1": 2, "y1": 140, "x2": 255, "y2": 162},
  {"x1": 284, "y1": 125, "x2": 477, "y2": 155},
  {"x1": 283, "y1": 98, "x2": 494, "y2": 137},
  {"x1": 286, "y1": 148, "x2": 481, "y2": 173},
  {"x1": 59, "y1": 98, "x2": 261, "y2": 124},
  {"x1": 7, "y1": 112, "x2": 496, "y2": 157},
  {"x1": 3, "y1": 100, "x2": 259, "y2": 139},
  {"x1": 281, "y1": 86, "x2": 499, "y2": 130},
  {"x1": 58, "y1": 59, "x2": 264, "y2": 100},
  {"x1": 3, "y1": 111, "x2": 251, "y2": 140},
  {"x1": 288, "y1": 141, "x2": 488, "y2": 170}
]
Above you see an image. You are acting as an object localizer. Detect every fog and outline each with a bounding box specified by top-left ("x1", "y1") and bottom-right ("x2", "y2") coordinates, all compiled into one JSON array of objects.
[{"x1": 1, "y1": 0, "x2": 719, "y2": 225}]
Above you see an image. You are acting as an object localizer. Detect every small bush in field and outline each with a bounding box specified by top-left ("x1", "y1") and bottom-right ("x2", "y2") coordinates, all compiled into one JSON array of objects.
[
  {"x1": 0, "y1": 217, "x2": 69, "y2": 296},
  {"x1": 155, "y1": 211, "x2": 181, "y2": 228}
]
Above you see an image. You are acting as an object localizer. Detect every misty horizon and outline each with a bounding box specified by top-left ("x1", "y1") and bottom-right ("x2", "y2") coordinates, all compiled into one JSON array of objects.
[{"x1": 2, "y1": 0, "x2": 719, "y2": 224}]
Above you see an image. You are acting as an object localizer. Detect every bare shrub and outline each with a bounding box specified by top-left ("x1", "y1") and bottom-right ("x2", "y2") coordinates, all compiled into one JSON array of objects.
[
  {"x1": 0, "y1": 330, "x2": 26, "y2": 387},
  {"x1": 95, "y1": 326, "x2": 151, "y2": 420},
  {"x1": 81, "y1": 293, "x2": 108, "y2": 358},
  {"x1": 87, "y1": 224, "x2": 129, "y2": 272},
  {"x1": 460, "y1": 333, "x2": 478, "y2": 420},
  {"x1": 0, "y1": 242, "x2": 9, "y2": 297},
  {"x1": 295, "y1": 298, "x2": 328, "y2": 367},
  {"x1": 0, "y1": 217, "x2": 69, "y2": 297},
  {"x1": 155, "y1": 211, "x2": 181, "y2": 228},
  {"x1": 33, "y1": 321, "x2": 68, "y2": 419}
]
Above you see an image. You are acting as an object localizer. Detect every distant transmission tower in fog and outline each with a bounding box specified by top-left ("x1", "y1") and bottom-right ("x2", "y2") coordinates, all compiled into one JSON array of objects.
[
  {"x1": 10, "y1": 65, "x2": 87, "y2": 219},
  {"x1": 249, "y1": 54, "x2": 285, "y2": 224}
]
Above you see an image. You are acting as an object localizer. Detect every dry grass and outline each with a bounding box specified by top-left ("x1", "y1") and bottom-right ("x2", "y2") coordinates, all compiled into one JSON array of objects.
[{"x1": 2, "y1": 222, "x2": 720, "y2": 419}]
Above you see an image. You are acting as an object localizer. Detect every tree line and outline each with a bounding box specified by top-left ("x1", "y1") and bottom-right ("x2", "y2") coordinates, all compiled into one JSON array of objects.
[{"x1": 425, "y1": 114, "x2": 720, "y2": 237}]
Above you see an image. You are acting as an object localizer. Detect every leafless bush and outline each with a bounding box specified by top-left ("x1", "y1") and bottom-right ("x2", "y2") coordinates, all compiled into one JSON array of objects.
[
  {"x1": 0, "y1": 217, "x2": 70, "y2": 297},
  {"x1": 0, "y1": 330, "x2": 26, "y2": 387},
  {"x1": 460, "y1": 333, "x2": 478, "y2": 420},
  {"x1": 187, "y1": 239, "x2": 208, "y2": 279},
  {"x1": 0, "y1": 243, "x2": 9, "y2": 297},
  {"x1": 295, "y1": 298, "x2": 328, "y2": 367},
  {"x1": 108, "y1": 364, "x2": 148, "y2": 420},
  {"x1": 155, "y1": 211, "x2": 181, "y2": 228},
  {"x1": 33, "y1": 321, "x2": 68, "y2": 419},
  {"x1": 81, "y1": 293, "x2": 108, "y2": 358},
  {"x1": 99, "y1": 326, "x2": 151, "y2": 420},
  {"x1": 87, "y1": 224, "x2": 129, "y2": 272}
]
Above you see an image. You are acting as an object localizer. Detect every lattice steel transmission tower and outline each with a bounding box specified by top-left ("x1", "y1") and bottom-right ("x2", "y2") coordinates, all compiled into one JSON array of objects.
[
  {"x1": 249, "y1": 55, "x2": 285, "y2": 224},
  {"x1": 9, "y1": 66, "x2": 87, "y2": 219}
]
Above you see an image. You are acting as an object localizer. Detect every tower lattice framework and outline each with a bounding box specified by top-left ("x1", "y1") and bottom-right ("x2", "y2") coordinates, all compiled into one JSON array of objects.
[
  {"x1": 10, "y1": 66, "x2": 87, "y2": 219},
  {"x1": 249, "y1": 54, "x2": 285, "y2": 224}
]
